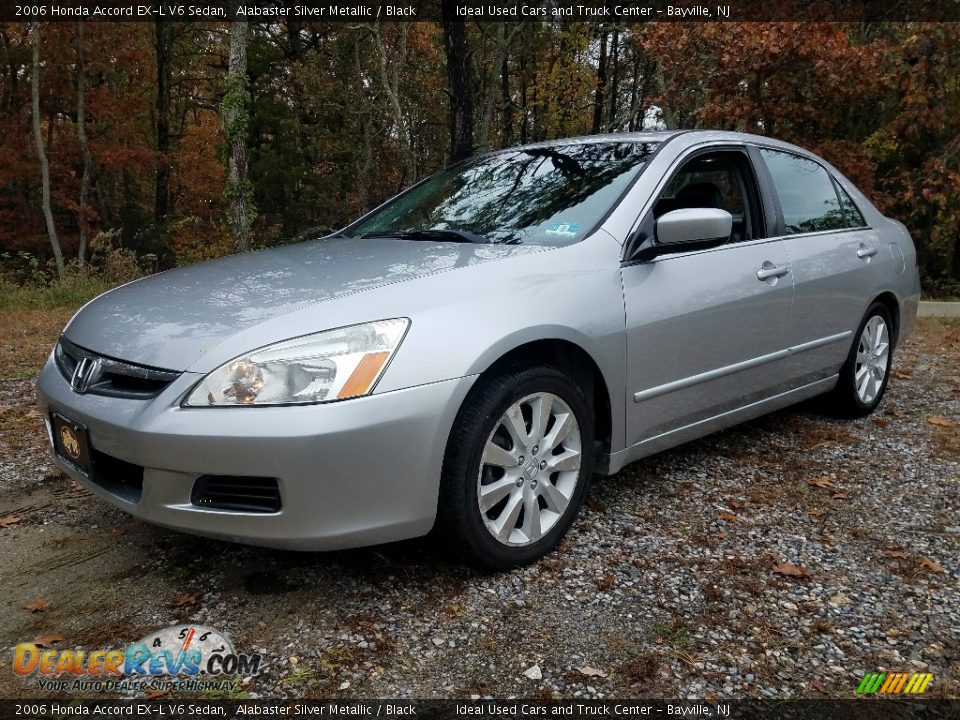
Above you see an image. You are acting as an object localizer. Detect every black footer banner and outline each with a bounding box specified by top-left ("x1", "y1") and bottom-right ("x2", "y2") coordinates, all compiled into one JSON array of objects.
[{"x1": 2, "y1": 699, "x2": 959, "y2": 720}]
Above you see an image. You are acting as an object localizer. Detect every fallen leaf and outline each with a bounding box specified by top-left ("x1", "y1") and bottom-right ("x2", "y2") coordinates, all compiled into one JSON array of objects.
[
  {"x1": 808, "y1": 476, "x2": 835, "y2": 489},
  {"x1": 881, "y1": 549, "x2": 908, "y2": 559},
  {"x1": 23, "y1": 598, "x2": 49, "y2": 613},
  {"x1": 920, "y1": 557, "x2": 945, "y2": 574},
  {"x1": 872, "y1": 418, "x2": 889, "y2": 428},
  {"x1": 576, "y1": 666, "x2": 608, "y2": 678},
  {"x1": 33, "y1": 633, "x2": 64, "y2": 648},
  {"x1": 892, "y1": 370, "x2": 913, "y2": 380},
  {"x1": 773, "y1": 562, "x2": 810, "y2": 578},
  {"x1": 927, "y1": 415, "x2": 956, "y2": 427},
  {"x1": 718, "y1": 511, "x2": 738, "y2": 523},
  {"x1": 832, "y1": 492, "x2": 849, "y2": 500},
  {"x1": 169, "y1": 593, "x2": 200, "y2": 607},
  {"x1": 523, "y1": 664, "x2": 543, "y2": 680},
  {"x1": 807, "y1": 508, "x2": 826, "y2": 518},
  {"x1": 144, "y1": 688, "x2": 169, "y2": 699},
  {"x1": 729, "y1": 499, "x2": 748, "y2": 510},
  {"x1": 112, "y1": 526, "x2": 128, "y2": 536},
  {"x1": 0, "y1": 515, "x2": 20, "y2": 528}
]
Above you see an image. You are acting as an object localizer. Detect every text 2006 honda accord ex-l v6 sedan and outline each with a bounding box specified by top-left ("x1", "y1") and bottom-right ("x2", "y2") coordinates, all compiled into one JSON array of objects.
[{"x1": 37, "y1": 130, "x2": 920, "y2": 569}]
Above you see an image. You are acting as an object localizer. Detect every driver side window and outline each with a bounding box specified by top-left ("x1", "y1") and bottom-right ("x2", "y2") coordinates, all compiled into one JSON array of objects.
[{"x1": 653, "y1": 150, "x2": 759, "y2": 243}]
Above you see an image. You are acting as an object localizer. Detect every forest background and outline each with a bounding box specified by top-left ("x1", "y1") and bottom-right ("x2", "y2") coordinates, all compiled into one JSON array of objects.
[{"x1": 1, "y1": 17, "x2": 958, "y2": 305}]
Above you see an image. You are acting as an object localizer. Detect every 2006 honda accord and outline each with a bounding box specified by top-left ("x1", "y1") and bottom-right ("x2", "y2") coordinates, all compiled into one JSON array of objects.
[{"x1": 37, "y1": 130, "x2": 920, "y2": 569}]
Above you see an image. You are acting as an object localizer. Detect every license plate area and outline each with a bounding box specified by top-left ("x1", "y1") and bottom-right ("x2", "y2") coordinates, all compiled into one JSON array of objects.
[{"x1": 50, "y1": 412, "x2": 92, "y2": 479}]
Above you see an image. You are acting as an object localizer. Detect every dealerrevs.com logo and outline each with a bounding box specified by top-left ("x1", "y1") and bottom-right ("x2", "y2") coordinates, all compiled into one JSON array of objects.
[{"x1": 13, "y1": 625, "x2": 262, "y2": 693}]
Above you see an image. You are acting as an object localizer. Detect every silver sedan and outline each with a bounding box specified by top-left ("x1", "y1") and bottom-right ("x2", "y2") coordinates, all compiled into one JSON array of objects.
[{"x1": 36, "y1": 130, "x2": 920, "y2": 569}]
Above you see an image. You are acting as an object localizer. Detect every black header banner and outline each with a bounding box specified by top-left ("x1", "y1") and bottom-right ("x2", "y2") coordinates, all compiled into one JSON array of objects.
[{"x1": 1, "y1": 0, "x2": 959, "y2": 22}]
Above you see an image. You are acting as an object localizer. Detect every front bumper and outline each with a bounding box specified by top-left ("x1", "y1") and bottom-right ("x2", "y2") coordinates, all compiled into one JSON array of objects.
[{"x1": 36, "y1": 357, "x2": 475, "y2": 550}]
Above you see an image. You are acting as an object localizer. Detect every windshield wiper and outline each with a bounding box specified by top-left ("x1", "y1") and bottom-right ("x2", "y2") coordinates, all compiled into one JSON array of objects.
[{"x1": 359, "y1": 228, "x2": 489, "y2": 244}]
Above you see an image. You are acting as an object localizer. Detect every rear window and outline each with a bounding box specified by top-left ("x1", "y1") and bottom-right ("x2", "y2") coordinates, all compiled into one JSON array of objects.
[
  {"x1": 836, "y1": 182, "x2": 867, "y2": 228},
  {"x1": 760, "y1": 148, "x2": 845, "y2": 234}
]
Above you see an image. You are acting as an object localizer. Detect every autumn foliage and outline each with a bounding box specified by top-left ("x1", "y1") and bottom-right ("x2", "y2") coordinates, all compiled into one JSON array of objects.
[{"x1": 0, "y1": 20, "x2": 957, "y2": 293}]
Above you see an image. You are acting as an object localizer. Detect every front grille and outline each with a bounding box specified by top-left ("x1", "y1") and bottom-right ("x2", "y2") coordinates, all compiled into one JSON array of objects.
[
  {"x1": 90, "y1": 448, "x2": 144, "y2": 503},
  {"x1": 55, "y1": 336, "x2": 180, "y2": 399},
  {"x1": 191, "y1": 476, "x2": 281, "y2": 513}
]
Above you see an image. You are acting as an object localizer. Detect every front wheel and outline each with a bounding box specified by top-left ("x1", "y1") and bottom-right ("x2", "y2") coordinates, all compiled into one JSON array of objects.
[
  {"x1": 825, "y1": 303, "x2": 893, "y2": 418},
  {"x1": 437, "y1": 366, "x2": 594, "y2": 570}
]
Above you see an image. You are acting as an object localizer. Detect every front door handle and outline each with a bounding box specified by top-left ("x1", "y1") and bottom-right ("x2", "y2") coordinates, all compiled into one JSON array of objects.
[
  {"x1": 857, "y1": 244, "x2": 878, "y2": 259},
  {"x1": 757, "y1": 264, "x2": 789, "y2": 281}
]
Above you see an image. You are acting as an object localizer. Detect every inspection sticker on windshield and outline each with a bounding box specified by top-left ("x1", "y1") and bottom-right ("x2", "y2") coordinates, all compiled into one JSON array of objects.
[{"x1": 545, "y1": 222, "x2": 580, "y2": 236}]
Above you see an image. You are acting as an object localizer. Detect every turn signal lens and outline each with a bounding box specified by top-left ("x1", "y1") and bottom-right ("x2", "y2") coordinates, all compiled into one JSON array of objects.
[{"x1": 337, "y1": 351, "x2": 391, "y2": 399}]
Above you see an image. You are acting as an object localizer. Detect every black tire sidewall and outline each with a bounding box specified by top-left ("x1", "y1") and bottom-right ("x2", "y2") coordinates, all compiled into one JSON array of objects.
[{"x1": 440, "y1": 367, "x2": 594, "y2": 570}]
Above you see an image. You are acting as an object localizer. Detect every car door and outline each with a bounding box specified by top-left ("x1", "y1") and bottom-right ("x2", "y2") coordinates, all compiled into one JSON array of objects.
[
  {"x1": 756, "y1": 147, "x2": 885, "y2": 384},
  {"x1": 621, "y1": 147, "x2": 795, "y2": 449}
]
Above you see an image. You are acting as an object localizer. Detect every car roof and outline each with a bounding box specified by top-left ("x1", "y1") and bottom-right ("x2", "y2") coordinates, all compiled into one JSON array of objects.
[{"x1": 503, "y1": 129, "x2": 812, "y2": 158}]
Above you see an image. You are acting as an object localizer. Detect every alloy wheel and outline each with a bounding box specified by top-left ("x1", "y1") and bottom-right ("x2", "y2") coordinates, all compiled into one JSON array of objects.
[
  {"x1": 854, "y1": 315, "x2": 889, "y2": 405},
  {"x1": 476, "y1": 392, "x2": 582, "y2": 547}
]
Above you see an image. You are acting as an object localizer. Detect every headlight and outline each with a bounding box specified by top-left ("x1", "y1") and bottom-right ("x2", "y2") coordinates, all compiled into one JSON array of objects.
[{"x1": 183, "y1": 319, "x2": 409, "y2": 407}]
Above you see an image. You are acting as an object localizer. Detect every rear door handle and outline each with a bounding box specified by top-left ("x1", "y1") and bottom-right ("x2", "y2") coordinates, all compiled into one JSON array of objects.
[
  {"x1": 857, "y1": 244, "x2": 878, "y2": 259},
  {"x1": 757, "y1": 264, "x2": 789, "y2": 281}
]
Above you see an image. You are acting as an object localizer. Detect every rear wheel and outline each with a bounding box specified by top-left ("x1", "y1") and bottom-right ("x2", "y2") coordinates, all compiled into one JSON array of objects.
[
  {"x1": 438, "y1": 366, "x2": 594, "y2": 570},
  {"x1": 825, "y1": 303, "x2": 893, "y2": 418}
]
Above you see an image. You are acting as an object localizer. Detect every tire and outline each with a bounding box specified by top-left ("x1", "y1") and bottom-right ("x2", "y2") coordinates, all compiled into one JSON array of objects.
[
  {"x1": 825, "y1": 302, "x2": 894, "y2": 418},
  {"x1": 437, "y1": 366, "x2": 594, "y2": 570}
]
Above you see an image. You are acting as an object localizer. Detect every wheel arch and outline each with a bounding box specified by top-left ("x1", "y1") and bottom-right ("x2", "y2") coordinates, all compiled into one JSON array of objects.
[
  {"x1": 468, "y1": 337, "x2": 615, "y2": 464},
  {"x1": 872, "y1": 291, "x2": 901, "y2": 347}
]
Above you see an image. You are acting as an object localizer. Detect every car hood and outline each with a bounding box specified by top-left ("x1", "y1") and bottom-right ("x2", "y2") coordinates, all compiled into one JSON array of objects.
[{"x1": 64, "y1": 236, "x2": 541, "y2": 371}]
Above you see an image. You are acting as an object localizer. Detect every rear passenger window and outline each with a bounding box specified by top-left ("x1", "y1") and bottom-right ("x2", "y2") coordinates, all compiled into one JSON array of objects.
[
  {"x1": 835, "y1": 182, "x2": 867, "y2": 228},
  {"x1": 760, "y1": 149, "x2": 845, "y2": 234}
]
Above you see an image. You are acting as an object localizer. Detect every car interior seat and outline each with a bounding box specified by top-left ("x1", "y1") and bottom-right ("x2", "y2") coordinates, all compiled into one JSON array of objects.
[{"x1": 675, "y1": 182, "x2": 726, "y2": 211}]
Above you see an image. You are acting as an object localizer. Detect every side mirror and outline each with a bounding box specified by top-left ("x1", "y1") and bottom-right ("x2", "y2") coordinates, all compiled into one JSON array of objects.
[{"x1": 655, "y1": 208, "x2": 732, "y2": 246}]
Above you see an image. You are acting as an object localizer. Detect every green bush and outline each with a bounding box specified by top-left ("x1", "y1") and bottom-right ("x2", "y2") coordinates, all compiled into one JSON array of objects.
[{"x1": 0, "y1": 248, "x2": 142, "y2": 312}]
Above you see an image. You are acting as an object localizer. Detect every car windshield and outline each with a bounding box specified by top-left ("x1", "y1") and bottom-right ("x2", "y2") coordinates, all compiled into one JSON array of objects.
[{"x1": 343, "y1": 141, "x2": 659, "y2": 245}]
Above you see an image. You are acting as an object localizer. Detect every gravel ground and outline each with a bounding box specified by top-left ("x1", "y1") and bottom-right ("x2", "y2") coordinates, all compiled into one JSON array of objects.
[{"x1": 0, "y1": 317, "x2": 957, "y2": 700}]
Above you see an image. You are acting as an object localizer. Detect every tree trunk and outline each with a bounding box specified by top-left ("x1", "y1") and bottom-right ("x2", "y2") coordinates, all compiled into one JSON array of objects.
[
  {"x1": 154, "y1": 20, "x2": 172, "y2": 227},
  {"x1": 500, "y1": 51, "x2": 512, "y2": 146},
  {"x1": 76, "y1": 22, "x2": 93, "y2": 265},
  {"x1": 442, "y1": 1, "x2": 474, "y2": 163},
  {"x1": 475, "y1": 24, "x2": 500, "y2": 152},
  {"x1": 370, "y1": 23, "x2": 416, "y2": 185},
  {"x1": 30, "y1": 23, "x2": 64, "y2": 280},
  {"x1": 519, "y1": 62, "x2": 528, "y2": 143},
  {"x1": 607, "y1": 27, "x2": 620, "y2": 130},
  {"x1": 223, "y1": 11, "x2": 253, "y2": 253},
  {"x1": 592, "y1": 28, "x2": 608, "y2": 135},
  {"x1": 353, "y1": 39, "x2": 373, "y2": 214},
  {"x1": 627, "y1": 50, "x2": 640, "y2": 131}
]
